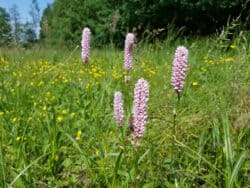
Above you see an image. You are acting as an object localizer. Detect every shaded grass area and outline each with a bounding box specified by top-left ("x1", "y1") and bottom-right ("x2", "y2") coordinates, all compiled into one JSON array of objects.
[{"x1": 0, "y1": 36, "x2": 249, "y2": 187}]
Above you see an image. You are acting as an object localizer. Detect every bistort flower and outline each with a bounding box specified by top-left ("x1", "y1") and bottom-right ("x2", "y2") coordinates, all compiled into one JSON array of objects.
[
  {"x1": 124, "y1": 33, "x2": 135, "y2": 71},
  {"x1": 171, "y1": 46, "x2": 189, "y2": 95},
  {"x1": 132, "y1": 78, "x2": 149, "y2": 139},
  {"x1": 81, "y1": 27, "x2": 91, "y2": 63},
  {"x1": 113, "y1": 91, "x2": 124, "y2": 125}
]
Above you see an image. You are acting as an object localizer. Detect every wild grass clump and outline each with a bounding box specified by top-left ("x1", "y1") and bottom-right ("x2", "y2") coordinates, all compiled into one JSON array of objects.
[{"x1": 0, "y1": 33, "x2": 249, "y2": 187}]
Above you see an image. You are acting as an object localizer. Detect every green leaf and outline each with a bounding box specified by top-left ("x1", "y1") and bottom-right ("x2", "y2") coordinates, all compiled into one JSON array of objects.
[
  {"x1": 229, "y1": 152, "x2": 247, "y2": 188},
  {"x1": 138, "y1": 149, "x2": 150, "y2": 164}
]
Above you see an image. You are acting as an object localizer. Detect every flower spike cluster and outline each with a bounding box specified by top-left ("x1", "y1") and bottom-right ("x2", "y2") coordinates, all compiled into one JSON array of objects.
[
  {"x1": 171, "y1": 46, "x2": 189, "y2": 95},
  {"x1": 124, "y1": 33, "x2": 135, "y2": 71},
  {"x1": 113, "y1": 91, "x2": 124, "y2": 125},
  {"x1": 81, "y1": 27, "x2": 91, "y2": 63},
  {"x1": 132, "y1": 78, "x2": 149, "y2": 139}
]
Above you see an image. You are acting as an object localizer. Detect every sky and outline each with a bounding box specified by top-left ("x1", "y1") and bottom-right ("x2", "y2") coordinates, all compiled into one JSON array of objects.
[
  {"x1": 0, "y1": 0, "x2": 54, "y2": 37},
  {"x1": 0, "y1": 0, "x2": 54, "y2": 23}
]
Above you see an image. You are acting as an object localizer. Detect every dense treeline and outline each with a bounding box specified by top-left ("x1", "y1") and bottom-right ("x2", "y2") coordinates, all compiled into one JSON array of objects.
[
  {"x1": 39, "y1": 0, "x2": 249, "y2": 47},
  {"x1": 0, "y1": 0, "x2": 249, "y2": 47}
]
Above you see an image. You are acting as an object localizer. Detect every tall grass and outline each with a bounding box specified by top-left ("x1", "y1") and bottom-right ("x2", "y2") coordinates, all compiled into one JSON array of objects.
[{"x1": 0, "y1": 34, "x2": 249, "y2": 187}]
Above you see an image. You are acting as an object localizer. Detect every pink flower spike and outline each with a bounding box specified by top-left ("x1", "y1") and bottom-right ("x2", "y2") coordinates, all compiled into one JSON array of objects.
[
  {"x1": 81, "y1": 27, "x2": 91, "y2": 63},
  {"x1": 113, "y1": 91, "x2": 124, "y2": 125},
  {"x1": 124, "y1": 33, "x2": 135, "y2": 71},
  {"x1": 132, "y1": 78, "x2": 149, "y2": 139},
  {"x1": 171, "y1": 46, "x2": 189, "y2": 95}
]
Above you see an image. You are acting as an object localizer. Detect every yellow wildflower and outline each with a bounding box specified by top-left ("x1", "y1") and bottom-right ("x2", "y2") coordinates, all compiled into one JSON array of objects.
[
  {"x1": 46, "y1": 91, "x2": 51, "y2": 96},
  {"x1": 40, "y1": 112, "x2": 46, "y2": 117},
  {"x1": 61, "y1": 109, "x2": 68, "y2": 115},
  {"x1": 76, "y1": 130, "x2": 82, "y2": 140},
  {"x1": 42, "y1": 106, "x2": 47, "y2": 111},
  {"x1": 192, "y1": 82, "x2": 199, "y2": 86},
  {"x1": 0, "y1": 111, "x2": 4, "y2": 116},
  {"x1": 79, "y1": 70, "x2": 84, "y2": 75},
  {"x1": 12, "y1": 117, "x2": 17, "y2": 122},
  {"x1": 148, "y1": 69, "x2": 156, "y2": 75},
  {"x1": 38, "y1": 81, "x2": 44, "y2": 87},
  {"x1": 225, "y1": 57, "x2": 234, "y2": 62},
  {"x1": 209, "y1": 60, "x2": 214, "y2": 65},
  {"x1": 141, "y1": 62, "x2": 146, "y2": 68},
  {"x1": 16, "y1": 136, "x2": 21, "y2": 141},
  {"x1": 85, "y1": 83, "x2": 90, "y2": 89},
  {"x1": 18, "y1": 72, "x2": 23, "y2": 77},
  {"x1": 230, "y1": 45, "x2": 236, "y2": 49},
  {"x1": 56, "y1": 116, "x2": 63, "y2": 122},
  {"x1": 200, "y1": 67, "x2": 207, "y2": 72},
  {"x1": 203, "y1": 56, "x2": 208, "y2": 63},
  {"x1": 16, "y1": 82, "x2": 20, "y2": 87},
  {"x1": 95, "y1": 150, "x2": 100, "y2": 156},
  {"x1": 112, "y1": 72, "x2": 121, "y2": 80},
  {"x1": 54, "y1": 155, "x2": 59, "y2": 161}
]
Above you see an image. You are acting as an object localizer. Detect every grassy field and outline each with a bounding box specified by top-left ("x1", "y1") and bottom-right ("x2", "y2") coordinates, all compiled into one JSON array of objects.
[{"x1": 0, "y1": 35, "x2": 249, "y2": 187}]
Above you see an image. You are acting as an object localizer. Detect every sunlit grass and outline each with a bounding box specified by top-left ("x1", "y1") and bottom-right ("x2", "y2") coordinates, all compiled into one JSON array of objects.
[{"x1": 0, "y1": 36, "x2": 249, "y2": 187}]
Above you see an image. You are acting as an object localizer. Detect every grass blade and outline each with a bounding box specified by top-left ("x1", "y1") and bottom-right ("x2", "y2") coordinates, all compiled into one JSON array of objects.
[
  {"x1": 112, "y1": 150, "x2": 123, "y2": 186},
  {"x1": 223, "y1": 116, "x2": 233, "y2": 167},
  {"x1": 10, "y1": 153, "x2": 47, "y2": 186},
  {"x1": 229, "y1": 151, "x2": 247, "y2": 188},
  {"x1": 138, "y1": 149, "x2": 150, "y2": 165}
]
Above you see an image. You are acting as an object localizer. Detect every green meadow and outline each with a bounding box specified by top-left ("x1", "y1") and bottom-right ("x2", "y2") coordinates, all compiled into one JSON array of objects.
[{"x1": 0, "y1": 36, "x2": 249, "y2": 187}]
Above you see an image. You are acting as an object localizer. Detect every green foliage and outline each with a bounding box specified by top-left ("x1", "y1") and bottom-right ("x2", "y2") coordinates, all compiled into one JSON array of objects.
[
  {"x1": 9, "y1": 4, "x2": 22, "y2": 45},
  {"x1": 0, "y1": 7, "x2": 11, "y2": 46},
  {"x1": 22, "y1": 22, "x2": 37, "y2": 45},
  {"x1": 40, "y1": 0, "x2": 249, "y2": 47}
]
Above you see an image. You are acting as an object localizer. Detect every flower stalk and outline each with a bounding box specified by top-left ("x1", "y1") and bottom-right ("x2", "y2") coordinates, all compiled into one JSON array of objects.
[
  {"x1": 81, "y1": 27, "x2": 91, "y2": 63},
  {"x1": 171, "y1": 46, "x2": 189, "y2": 100},
  {"x1": 124, "y1": 33, "x2": 135, "y2": 71},
  {"x1": 132, "y1": 78, "x2": 149, "y2": 145},
  {"x1": 113, "y1": 91, "x2": 124, "y2": 125}
]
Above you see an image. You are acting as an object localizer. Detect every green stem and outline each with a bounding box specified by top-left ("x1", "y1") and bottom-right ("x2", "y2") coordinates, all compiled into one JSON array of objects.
[
  {"x1": 171, "y1": 108, "x2": 177, "y2": 164},
  {"x1": 177, "y1": 91, "x2": 181, "y2": 102}
]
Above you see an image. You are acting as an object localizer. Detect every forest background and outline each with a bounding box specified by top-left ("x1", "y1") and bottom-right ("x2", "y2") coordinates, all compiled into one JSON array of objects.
[{"x1": 0, "y1": 0, "x2": 250, "y2": 48}]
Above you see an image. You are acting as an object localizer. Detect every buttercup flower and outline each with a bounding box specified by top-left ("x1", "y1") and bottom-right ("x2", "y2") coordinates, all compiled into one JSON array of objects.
[
  {"x1": 132, "y1": 78, "x2": 149, "y2": 139},
  {"x1": 124, "y1": 33, "x2": 135, "y2": 71},
  {"x1": 81, "y1": 27, "x2": 91, "y2": 63},
  {"x1": 113, "y1": 91, "x2": 124, "y2": 125},
  {"x1": 171, "y1": 46, "x2": 189, "y2": 95}
]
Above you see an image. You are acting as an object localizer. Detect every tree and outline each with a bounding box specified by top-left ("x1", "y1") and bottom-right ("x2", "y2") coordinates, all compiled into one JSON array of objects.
[
  {"x1": 9, "y1": 4, "x2": 22, "y2": 44},
  {"x1": 22, "y1": 22, "x2": 36, "y2": 44},
  {"x1": 29, "y1": 0, "x2": 40, "y2": 40},
  {"x1": 39, "y1": 0, "x2": 249, "y2": 47},
  {"x1": 0, "y1": 7, "x2": 12, "y2": 46},
  {"x1": 40, "y1": 4, "x2": 53, "y2": 40}
]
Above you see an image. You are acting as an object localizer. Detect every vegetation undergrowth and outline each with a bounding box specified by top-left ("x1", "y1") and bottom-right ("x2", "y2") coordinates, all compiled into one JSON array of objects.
[{"x1": 0, "y1": 35, "x2": 249, "y2": 187}]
